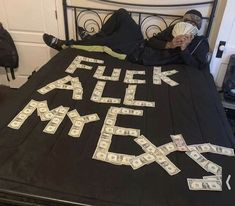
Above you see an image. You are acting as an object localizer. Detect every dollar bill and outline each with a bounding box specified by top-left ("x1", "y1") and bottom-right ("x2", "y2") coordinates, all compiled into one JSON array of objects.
[
  {"x1": 92, "y1": 149, "x2": 108, "y2": 161},
  {"x1": 153, "y1": 67, "x2": 179, "y2": 86},
  {"x1": 154, "y1": 152, "x2": 181, "y2": 175},
  {"x1": 160, "y1": 75, "x2": 179, "y2": 87},
  {"x1": 37, "y1": 102, "x2": 51, "y2": 121},
  {"x1": 37, "y1": 83, "x2": 57, "y2": 94},
  {"x1": 187, "y1": 178, "x2": 222, "y2": 191},
  {"x1": 99, "y1": 97, "x2": 121, "y2": 104},
  {"x1": 134, "y1": 135, "x2": 159, "y2": 154},
  {"x1": 204, "y1": 161, "x2": 222, "y2": 175},
  {"x1": 8, "y1": 100, "x2": 40, "y2": 129},
  {"x1": 68, "y1": 111, "x2": 100, "y2": 137},
  {"x1": 66, "y1": 55, "x2": 104, "y2": 73},
  {"x1": 210, "y1": 144, "x2": 235, "y2": 156},
  {"x1": 129, "y1": 153, "x2": 153, "y2": 170},
  {"x1": 67, "y1": 109, "x2": 81, "y2": 122},
  {"x1": 76, "y1": 55, "x2": 104, "y2": 64},
  {"x1": 113, "y1": 126, "x2": 140, "y2": 137},
  {"x1": 94, "y1": 66, "x2": 121, "y2": 81},
  {"x1": 121, "y1": 155, "x2": 135, "y2": 165},
  {"x1": 81, "y1": 113, "x2": 100, "y2": 123},
  {"x1": 56, "y1": 84, "x2": 73, "y2": 90},
  {"x1": 97, "y1": 138, "x2": 112, "y2": 151},
  {"x1": 65, "y1": 62, "x2": 78, "y2": 74},
  {"x1": 43, "y1": 106, "x2": 69, "y2": 134},
  {"x1": 68, "y1": 120, "x2": 84, "y2": 138},
  {"x1": 105, "y1": 152, "x2": 122, "y2": 165},
  {"x1": 161, "y1": 70, "x2": 178, "y2": 76},
  {"x1": 203, "y1": 175, "x2": 222, "y2": 182},
  {"x1": 170, "y1": 134, "x2": 189, "y2": 151},
  {"x1": 90, "y1": 81, "x2": 105, "y2": 102},
  {"x1": 186, "y1": 150, "x2": 209, "y2": 168},
  {"x1": 188, "y1": 143, "x2": 212, "y2": 153},
  {"x1": 186, "y1": 150, "x2": 222, "y2": 175},
  {"x1": 124, "y1": 70, "x2": 146, "y2": 84},
  {"x1": 158, "y1": 142, "x2": 177, "y2": 155},
  {"x1": 131, "y1": 100, "x2": 155, "y2": 108},
  {"x1": 109, "y1": 107, "x2": 121, "y2": 114},
  {"x1": 153, "y1": 66, "x2": 162, "y2": 85},
  {"x1": 99, "y1": 132, "x2": 113, "y2": 141},
  {"x1": 8, "y1": 112, "x2": 29, "y2": 129},
  {"x1": 134, "y1": 135, "x2": 149, "y2": 146},
  {"x1": 119, "y1": 107, "x2": 143, "y2": 116}
]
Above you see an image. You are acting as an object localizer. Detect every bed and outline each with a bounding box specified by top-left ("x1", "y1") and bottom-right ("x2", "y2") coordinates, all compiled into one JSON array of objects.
[{"x1": 0, "y1": 0, "x2": 235, "y2": 205}]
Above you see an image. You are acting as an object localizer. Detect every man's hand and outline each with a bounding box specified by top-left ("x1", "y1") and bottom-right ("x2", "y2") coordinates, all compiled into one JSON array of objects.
[
  {"x1": 180, "y1": 34, "x2": 194, "y2": 50},
  {"x1": 166, "y1": 35, "x2": 184, "y2": 49},
  {"x1": 165, "y1": 34, "x2": 194, "y2": 50}
]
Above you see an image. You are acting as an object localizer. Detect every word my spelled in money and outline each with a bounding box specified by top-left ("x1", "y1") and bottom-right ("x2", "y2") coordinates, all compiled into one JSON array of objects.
[
  {"x1": 8, "y1": 103, "x2": 235, "y2": 191},
  {"x1": 8, "y1": 100, "x2": 99, "y2": 137}
]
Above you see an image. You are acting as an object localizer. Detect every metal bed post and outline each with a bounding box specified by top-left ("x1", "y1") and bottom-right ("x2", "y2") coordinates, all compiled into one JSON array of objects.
[
  {"x1": 206, "y1": 0, "x2": 218, "y2": 38},
  {"x1": 62, "y1": 1, "x2": 217, "y2": 41},
  {"x1": 63, "y1": 0, "x2": 69, "y2": 41}
]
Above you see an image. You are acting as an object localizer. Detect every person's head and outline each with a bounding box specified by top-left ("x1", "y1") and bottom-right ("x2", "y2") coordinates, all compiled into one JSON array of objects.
[{"x1": 183, "y1": 10, "x2": 202, "y2": 29}]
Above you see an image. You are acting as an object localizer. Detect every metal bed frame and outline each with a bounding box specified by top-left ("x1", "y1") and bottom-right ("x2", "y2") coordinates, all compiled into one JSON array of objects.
[
  {"x1": 63, "y1": 0, "x2": 218, "y2": 41},
  {"x1": 0, "y1": 0, "x2": 218, "y2": 205}
]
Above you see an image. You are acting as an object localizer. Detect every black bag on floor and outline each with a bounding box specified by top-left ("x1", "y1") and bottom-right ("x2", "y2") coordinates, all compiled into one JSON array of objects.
[
  {"x1": 0, "y1": 22, "x2": 19, "y2": 80},
  {"x1": 223, "y1": 54, "x2": 235, "y2": 101}
]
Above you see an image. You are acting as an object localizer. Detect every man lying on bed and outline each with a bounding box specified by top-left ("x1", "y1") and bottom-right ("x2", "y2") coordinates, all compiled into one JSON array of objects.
[{"x1": 43, "y1": 9, "x2": 209, "y2": 70}]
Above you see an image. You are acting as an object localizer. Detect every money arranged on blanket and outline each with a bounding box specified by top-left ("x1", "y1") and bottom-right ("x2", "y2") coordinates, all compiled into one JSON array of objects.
[
  {"x1": 8, "y1": 100, "x2": 38, "y2": 129},
  {"x1": 67, "y1": 109, "x2": 100, "y2": 138},
  {"x1": 158, "y1": 142, "x2": 177, "y2": 155},
  {"x1": 123, "y1": 84, "x2": 155, "y2": 107},
  {"x1": 153, "y1": 66, "x2": 179, "y2": 86},
  {"x1": 76, "y1": 55, "x2": 104, "y2": 64},
  {"x1": 93, "y1": 66, "x2": 121, "y2": 81},
  {"x1": 8, "y1": 99, "x2": 234, "y2": 192},
  {"x1": 186, "y1": 150, "x2": 222, "y2": 175},
  {"x1": 134, "y1": 135, "x2": 181, "y2": 175},
  {"x1": 188, "y1": 143, "x2": 235, "y2": 156},
  {"x1": 124, "y1": 70, "x2": 146, "y2": 84},
  {"x1": 203, "y1": 175, "x2": 222, "y2": 182},
  {"x1": 43, "y1": 106, "x2": 70, "y2": 134},
  {"x1": 93, "y1": 107, "x2": 147, "y2": 165},
  {"x1": 65, "y1": 55, "x2": 104, "y2": 74},
  {"x1": 37, "y1": 76, "x2": 83, "y2": 100},
  {"x1": 8, "y1": 100, "x2": 70, "y2": 134},
  {"x1": 129, "y1": 153, "x2": 155, "y2": 170},
  {"x1": 171, "y1": 134, "x2": 189, "y2": 151},
  {"x1": 210, "y1": 144, "x2": 235, "y2": 156},
  {"x1": 188, "y1": 143, "x2": 212, "y2": 153},
  {"x1": 187, "y1": 178, "x2": 222, "y2": 191},
  {"x1": 90, "y1": 81, "x2": 121, "y2": 104},
  {"x1": 37, "y1": 101, "x2": 55, "y2": 121},
  {"x1": 71, "y1": 77, "x2": 83, "y2": 100}
]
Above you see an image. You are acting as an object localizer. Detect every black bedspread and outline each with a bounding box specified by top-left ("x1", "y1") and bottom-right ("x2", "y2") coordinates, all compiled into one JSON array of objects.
[{"x1": 0, "y1": 48, "x2": 234, "y2": 206}]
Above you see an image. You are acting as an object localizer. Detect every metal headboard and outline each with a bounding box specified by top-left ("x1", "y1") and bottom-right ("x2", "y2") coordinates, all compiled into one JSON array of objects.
[{"x1": 63, "y1": 0, "x2": 218, "y2": 41}]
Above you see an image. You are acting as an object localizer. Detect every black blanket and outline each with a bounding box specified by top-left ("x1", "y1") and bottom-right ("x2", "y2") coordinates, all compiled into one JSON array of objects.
[{"x1": 0, "y1": 48, "x2": 234, "y2": 206}]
